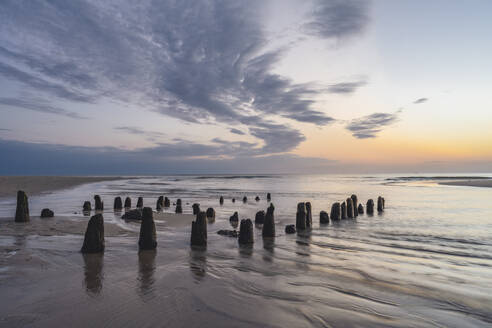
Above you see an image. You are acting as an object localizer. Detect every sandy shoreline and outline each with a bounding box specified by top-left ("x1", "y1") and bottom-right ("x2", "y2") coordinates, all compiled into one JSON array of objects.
[
  {"x1": 0, "y1": 176, "x2": 129, "y2": 198},
  {"x1": 439, "y1": 179, "x2": 492, "y2": 188}
]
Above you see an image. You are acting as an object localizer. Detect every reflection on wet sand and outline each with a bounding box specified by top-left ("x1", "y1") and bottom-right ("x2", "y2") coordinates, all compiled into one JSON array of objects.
[
  {"x1": 82, "y1": 253, "x2": 104, "y2": 295},
  {"x1": 295, "y1": 233, "x2": 311, "y2": 270},
  {"x1": 138, "y1": 249, "x2": 156, "y2": 298},
  {"x1": 238, "y1": 244, "x2": 253, "y2": 258},
  {"x1": 189, "y1": 248, "x2": 207, "y2": 281},
  {"x1": 262, "y1": 237, "x2": 275, "y2": 262}
]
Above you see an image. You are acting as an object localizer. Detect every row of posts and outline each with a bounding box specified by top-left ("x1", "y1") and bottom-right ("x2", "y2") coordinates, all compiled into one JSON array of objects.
[
  {"x1": 12, "y1": 190, "x2": 384, "y2": 254},
  {"x1": 190, "y1": 194, "x2": 385, "y2": 246}
]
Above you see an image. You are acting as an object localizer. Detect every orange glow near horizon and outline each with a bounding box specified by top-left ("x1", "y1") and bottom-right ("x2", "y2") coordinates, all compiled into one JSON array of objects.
[{"x1": 295, "y1": 124, "x2": 492, "y2": 165}]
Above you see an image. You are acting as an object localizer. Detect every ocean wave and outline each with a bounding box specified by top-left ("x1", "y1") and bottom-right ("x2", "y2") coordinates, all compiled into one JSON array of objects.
[
  {"x1": 386, "y1": 176, "x2": 492, "y2": 181},
  {"x1": 373, "y1": 231, "x2": 492, "y2": 247},
  {"x1": 192, "y1": 175, "x2": 275, "y2": 180}
]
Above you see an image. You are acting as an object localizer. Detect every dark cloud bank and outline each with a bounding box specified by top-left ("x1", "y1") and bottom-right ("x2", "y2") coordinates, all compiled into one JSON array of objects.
[
  {"x1": 0, "y1": 0, "x2": 371, "y2": 174},
  {"x1": 3, "y1": 137, "x2": 488, "y2": 175},
  {"x1": 0, "y1": 138, "x2": 336, "y2": 175}
]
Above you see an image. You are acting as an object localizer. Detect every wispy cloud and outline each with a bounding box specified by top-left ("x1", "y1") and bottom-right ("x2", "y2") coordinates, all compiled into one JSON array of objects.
[
  {"x1": 413, "y1": 97, "x2": 428, "y2": 104},
  {"x1": 346, "y1": 112, "x2": 399, "y2": 139},
  {"x1": 0, "y1": 62, "x2": 96, "y2": 103},
  {"x1": 328, "y1": 80, "x2": 367, "y2": 94},
  {"x1": 230, "y1": 128, "x2": 245, "y2": 135},
  {"x1": 240, "y1": 49, "x2": 336, "y2": 125},
  {"x1": 0, "y1": 96, "x2": 87, "y2": 119},
  {"x1": 114, "y1": 126, "x2": 166, "y2": 139},
  {"x1": 302, "y1": 0, "x2": 370, "y2": 40}
]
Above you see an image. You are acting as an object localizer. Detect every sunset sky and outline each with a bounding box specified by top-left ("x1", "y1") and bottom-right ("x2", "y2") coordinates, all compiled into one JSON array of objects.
[{"x1": 1, "y1": 0, "x2": 491, "y2": 174}]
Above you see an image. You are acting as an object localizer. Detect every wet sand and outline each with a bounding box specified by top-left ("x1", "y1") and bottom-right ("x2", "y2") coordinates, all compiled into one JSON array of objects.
[
  {"x1": 0, "y1": 176, "x2": 128, "y2": 198},
  {"x1": 0, "y1": 212, "x2": 202, "y2": 328},
  {"x1": 439, "y1": 179, "x2": 492, "y2": 188},
  {"x1": 2, "y1": 211, "x2": 491, "y2": 327},
  {"x1": 154, "y1": 212, "x2": 197, "y2": 228},
  {"x1": 0, "y1": 212, "x2": 196, "y2": 237},
  {"x1": 0, "y1": 215, "x2": 134, "y2": 237}
]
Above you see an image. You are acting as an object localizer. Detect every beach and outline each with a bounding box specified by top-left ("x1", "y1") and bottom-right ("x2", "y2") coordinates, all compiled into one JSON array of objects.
[
  {"x1": 0, "y1": 174, "x2": 491, "y2": 327},
  {"x1": 0, "y1": 176, "x2": 128, "y2": 198},
  {"x1": 439, "y1": 179, "x2": 492, "y2": 188}
]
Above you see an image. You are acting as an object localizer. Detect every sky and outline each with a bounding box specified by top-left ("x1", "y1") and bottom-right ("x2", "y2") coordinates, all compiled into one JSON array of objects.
[{"x1": 0, "y1": 0, "x2": 491, "y2": 174}]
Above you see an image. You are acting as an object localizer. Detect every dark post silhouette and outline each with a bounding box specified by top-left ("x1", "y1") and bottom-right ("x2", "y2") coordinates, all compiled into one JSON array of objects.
[
  {"x1": 136, "y1": 197, "x2": 143, "y2": 208},
  {"x1": 138, "y1": 207, "x2": 157, "y2": 250},
  {"x1": 358, "y1": 204, "x2": 364, "y2": 214},
  {"x1": 262, "y1": 203, "x2": 275, "y2": 238},
  {"x1": 114, "y1": 197, "x2": 123, "y2": 210},
  {"x1": 351, "y1": 194, "x2": 358, "y2": 217},
  {"x1": 124, "y1": 197, "x2": 131, "y2": 209},
  {"x1": 366, "y1": 199, "x2": 374, "y2": 214},
  {"x1": 341, "y1": 202, "x2": 348, "y2": 220},
  {"x1": 94, "y1": 195, "x2": 104, "y2": 211},
  {"x1": 305, "y1": 202, "x2": 313, "y2": 228},
  {"x1": 238, "y1": 219, "x2": 254, "y2": 244},
  {"x1": 330, "y1": 202, "x2": 341, "y2": 221},
  {"x1": 81, "y1": 214, "x2": 105, "y2": 253},
  {"x1": 15, "y1": 190, "x2": 30, "y2": 222},
  {"x1": 346, "y1": 197, "x2": 354, "y2": 218},
  {"x1": 377, "y1": 196, "x2": 384, "y2": 213},
  {"x1": 191, "y1": 211, "x2": 207, "y2": 247},
  {"x1": 320, "y1": 211, "x2": 329, "y2": 224},
  {"x1": 40, "y1": 208, "x2": 54, "y2": 218},
  {"x1": 296, "y1": 202, "x2": 307, "y2": 230},
  {"x1": 255, "y1": 210, "x2": 265, "y2": 225},
  {"x1": 175, "y1": 199, "x2": 183, "y2": 213},
  {"x1": 206, "y1": 207, "x2": 215, "y2": 220},
  {"x1": 83, "y1": 201, "x2": 92, "y2": 212},
  {"x1": 192, "y1": 203, "x2": 201, "y2": 215}
]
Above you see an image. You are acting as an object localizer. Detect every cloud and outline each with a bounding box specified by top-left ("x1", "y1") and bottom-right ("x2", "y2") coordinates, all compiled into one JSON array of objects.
[
  {"x1": 249, "y1": 123, "x2": 306, "y2": 154},
  {"x1": 0, "y1": 128, "x2": 10, "y2": 131},
  {"x1": 0, "y1": 62, "x2": 95, "y2": 103},
  {"x1": 0, "y1": 0, "x2": 369, "y2": 155},
  {"x1": 328, "y1": 80, "x2": 367, "y2": 94},
  {"x1": 302, "y1": 0, "x2": 370, "y2": 40},
  {"x1": 345, "y1": 112, "x2": 399, "y2": 139},
  {"x1": 0, "y1": 137, "x2": 336, "y2": 175},
  {"x1": 240, "y1": 50, "x2": 336, "y2": 125},
  {"x1": 114, "y1": 126, "x2": 166, "y2": 139},
  {"x1": 229, "y1": 128, "x2": 245, "y2": 135},
  {"x1": 0, "y1": 96, "x2": 87, "y2": 119},
  {"x1": 0, "y1": 46, "x2": 99, "y2": 91},
  {"x1": 413, "y1": 97, "x2": 428, "y2": 104}
]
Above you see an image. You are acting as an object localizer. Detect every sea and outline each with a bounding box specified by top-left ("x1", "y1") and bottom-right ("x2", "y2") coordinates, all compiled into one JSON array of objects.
[{"x1": 0, "y1": 174, "x2": 491, "y2": 327}]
